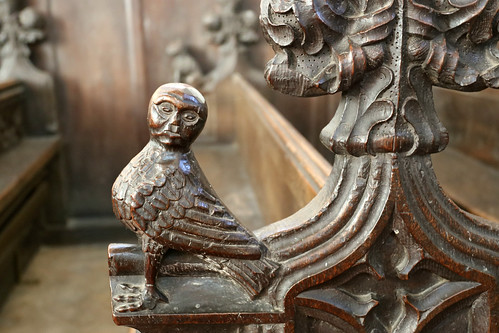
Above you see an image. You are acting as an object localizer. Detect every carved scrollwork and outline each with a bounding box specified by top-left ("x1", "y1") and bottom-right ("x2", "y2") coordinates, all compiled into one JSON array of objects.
[
  {"x1": 407, "y1": 0, "x2": 499, "y2": 90},
  {"x1": 257, "y1": 0, "x2": 498, "y2": 330},
  {"x1": 261, "y1": 0, "x2": 499, "y2": 156}
]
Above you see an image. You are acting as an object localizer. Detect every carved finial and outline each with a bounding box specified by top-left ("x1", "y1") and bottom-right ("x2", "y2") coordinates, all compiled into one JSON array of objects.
[
  {"x1": 256, "y1": 1, "x2": 499, "y2": 331},
  {"x1": 112, "y1": 83, "x2": 278, "y2": 312},
  {"x1": 261, "y1": 0, "x2": 499, "y2": 156},
  {"x1": 205, "y1": 0, "x2": 259, "y2": 49},
  {"x1": 0, "y1": 3, "x2": 44, "y2": 60}
]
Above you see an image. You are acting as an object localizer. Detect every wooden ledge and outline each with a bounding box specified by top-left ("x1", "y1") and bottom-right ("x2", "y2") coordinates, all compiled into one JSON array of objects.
[
  {"x1": 109, "y1": 243, "x2": 285, "y2": 328},
  {"x1": 0, "y1": 136, "x2": 61, "y2": 219},
  {"x1": 111, "y1": 275, "x2": 284, "y2": 327},
  {"x1": 0, "y1": 80, "x2": 24, "y2": 103}
]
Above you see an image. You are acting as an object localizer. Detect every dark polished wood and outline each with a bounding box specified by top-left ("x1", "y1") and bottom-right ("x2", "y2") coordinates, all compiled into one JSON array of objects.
[
  {"x1": 111, "y1": 83, "x2": 279, "y2": 313},
  {"x1": 109, "y1": 0, "x2": 499, "y2": 331}
]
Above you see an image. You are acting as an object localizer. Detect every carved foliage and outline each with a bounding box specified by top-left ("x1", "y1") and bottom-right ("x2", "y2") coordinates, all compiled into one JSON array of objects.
[
  {"x1": 262, "y1": 0, "x2": 499, "y2": 95},
  {"x1": 407, "y1": 0, "x2": 499, "y2": 90},
  {"x1": 261, "y1": 0, "x2": 499, "y2": 156},
  {"x1": 205, "y1": 0, "x2": 260, "y2": 48},
  {"x1": 260, "y1": 0, "x2": 396, "y2": 96},
  {"x1": 0, "y1": 3, "x2": 58, "y2": 135},
  {"x1": 167, "y1": 0, "x2": 260, "y2": 92}
]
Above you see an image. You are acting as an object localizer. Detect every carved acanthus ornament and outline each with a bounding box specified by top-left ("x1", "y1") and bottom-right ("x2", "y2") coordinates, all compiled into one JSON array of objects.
[{"x1": 109, "y1": 0, "x2": 499, "y2": 331}]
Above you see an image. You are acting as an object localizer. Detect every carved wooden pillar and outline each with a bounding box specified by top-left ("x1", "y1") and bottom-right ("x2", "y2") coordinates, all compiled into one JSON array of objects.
[{"x1": 109, "y1": 0, "x2": 499, "y2": 332}]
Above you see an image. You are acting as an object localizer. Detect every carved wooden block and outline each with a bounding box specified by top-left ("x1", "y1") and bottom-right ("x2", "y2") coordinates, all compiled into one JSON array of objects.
[{"x1": 109, "y1": 0, "x2": 499, "y2": 331}]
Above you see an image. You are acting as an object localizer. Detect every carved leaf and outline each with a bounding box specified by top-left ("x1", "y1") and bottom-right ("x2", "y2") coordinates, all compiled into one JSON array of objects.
[
  {"x1": 261, "y1": 0, "x2": 396, "y2": 96},
  {"x1": 407, "y1": 0, "x2": 499, "y2": 89}
]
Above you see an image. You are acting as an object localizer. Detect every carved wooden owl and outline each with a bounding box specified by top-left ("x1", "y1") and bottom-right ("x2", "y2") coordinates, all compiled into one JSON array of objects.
[{"x1": 111, "y1": 83, "x2": 276, "y2": 311}]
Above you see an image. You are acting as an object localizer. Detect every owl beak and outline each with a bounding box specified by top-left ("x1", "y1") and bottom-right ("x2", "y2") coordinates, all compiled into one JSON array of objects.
[
  {"x1": 167, "y1": 124, "x2": 179, "y2": 133},
  {"x1": 161, "y1": 128, "x2": 181, "y2": 138}
]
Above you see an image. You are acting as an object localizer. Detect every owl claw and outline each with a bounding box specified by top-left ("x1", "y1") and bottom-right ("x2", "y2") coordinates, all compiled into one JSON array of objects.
[
  {"x1": 142, "y1": 284, "x2": 169, "y2": 310},
  {"x1": 119, "y1": 283, "x2": 141, "y2": 293},
  {"x1": 115, "y1": 302, "x2": 143, "y2": 313},
  {"x1": 113, "y1": 284, "x2": 169, "y2": 313},
  {"x1": 113, "y1": 294, "x2": 141, "y2": 302}
]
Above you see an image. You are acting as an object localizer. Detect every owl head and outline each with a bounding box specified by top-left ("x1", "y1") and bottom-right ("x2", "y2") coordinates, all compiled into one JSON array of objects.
[{"x1": 148, "y1": 83, "x2": 207, "y2": 149}]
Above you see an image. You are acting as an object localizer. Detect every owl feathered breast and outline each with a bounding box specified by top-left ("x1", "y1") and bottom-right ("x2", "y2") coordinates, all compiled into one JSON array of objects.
[{"x1": 112, "y1": 141, "x2": 262, "y2": 260}]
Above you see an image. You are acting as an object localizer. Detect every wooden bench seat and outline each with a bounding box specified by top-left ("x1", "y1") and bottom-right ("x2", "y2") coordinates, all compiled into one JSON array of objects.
[
  {"x1": 0, "y1": 81, "x2": 63, "y2": 307},
  {"x1": 204, "y1": 74, "x2": 499, "y2": 226}
]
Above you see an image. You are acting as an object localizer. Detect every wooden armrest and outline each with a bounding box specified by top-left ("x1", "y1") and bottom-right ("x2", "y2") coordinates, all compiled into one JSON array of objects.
[{"x1": 0, "y1": 136, "x2": 60, "y2": 222}]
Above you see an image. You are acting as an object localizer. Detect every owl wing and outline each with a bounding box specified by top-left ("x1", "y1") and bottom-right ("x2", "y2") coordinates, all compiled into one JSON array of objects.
[
  {"x1": 112, "y1": 144, "x2": 162, "y2": 233},
  {"x1": 121, "y1": 154, "x2": 262, "y2": 260}
]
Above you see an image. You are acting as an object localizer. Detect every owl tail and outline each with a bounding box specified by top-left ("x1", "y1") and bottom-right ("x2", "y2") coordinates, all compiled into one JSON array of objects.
[{"x1": 206, "y1": 256, "x2": 280, "y2": 299}]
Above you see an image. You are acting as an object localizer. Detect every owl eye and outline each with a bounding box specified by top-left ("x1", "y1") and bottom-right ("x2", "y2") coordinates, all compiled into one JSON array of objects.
[
  {"x1": 181, "y1": 111, "x2": 199, "y2": 123},
  {"x1": 158, "y1": 102, "x2": 174, "y2": 114}
]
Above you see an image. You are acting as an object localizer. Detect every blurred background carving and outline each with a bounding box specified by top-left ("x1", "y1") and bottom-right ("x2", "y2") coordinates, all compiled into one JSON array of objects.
[
  {"x1": 166, "y1": 0, "x2": 262, "y2": 92},
  {"x1": 0, "y1": 0, "x2": 58, "y2": 134}
]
